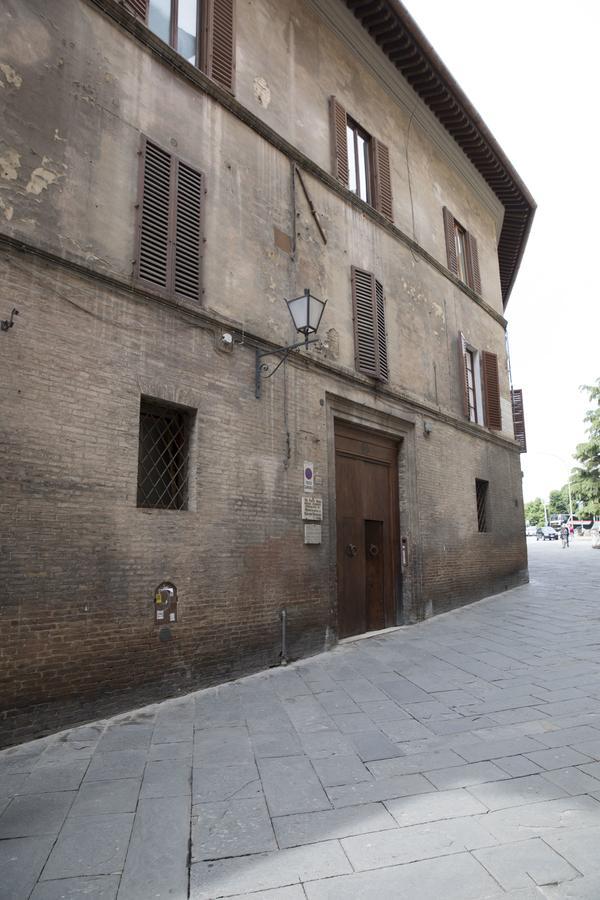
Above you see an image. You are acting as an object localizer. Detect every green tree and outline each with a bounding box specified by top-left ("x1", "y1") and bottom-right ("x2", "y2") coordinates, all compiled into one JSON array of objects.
[
  {"x1": 572, "y1": 378, "x2": 600, "y2": 517},
  {"x1": 524, "y1": 497, "x2": 545, "y2": 526},
  {"x1": 548, "y1": 488, "x2": 569, "y2": 516}
]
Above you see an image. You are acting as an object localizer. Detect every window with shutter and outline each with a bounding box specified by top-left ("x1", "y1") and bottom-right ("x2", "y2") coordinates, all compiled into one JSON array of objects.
[
  {"x1": 373, "y1": 139, "x2": 393, "y2": 222},
  {"x1": 136, "y1": 138, "x2": 203, "y2": 302},
  {"x1": 330, "y1": 97, "x2": 349, "y2": 187},
  {"x1": 458, "y1": 331, "x2": 469, "y2": 418},
  {"x1": 330, "y1": 100, "x2": 393, "y2": 221},
  {"x1": 205, "y1": 0, "x2": 236, "y2": 92},
  {"x1": 511, "y1": 388, "x2": 527, "y2": 452},
  {"x1": 122, "y1": 0, "x2": 148, "y2": 19},
  {"x1": 442, "y1": 207, "x2": 481, "y2": 295},
  {"x1": 352, "y1": 266, "x2": 388, "y2": 382},
  {"x1": 481, "y1": 351, "x2": 502, "y2": 430},
  {"x1": 137, "y1": 0, "x2": 236, "y2": 91}
]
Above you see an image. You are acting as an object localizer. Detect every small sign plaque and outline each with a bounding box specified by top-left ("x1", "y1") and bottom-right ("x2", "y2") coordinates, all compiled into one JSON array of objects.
[
  {"x1": 304, "y1": 523, "x2": 322, "y2": 544},
  {"x1": 303, "y1": 461, "x2": 314, "y2": 493},
  {"x1": 302, "y1": 496, "x2": 323, "y2": 521}
]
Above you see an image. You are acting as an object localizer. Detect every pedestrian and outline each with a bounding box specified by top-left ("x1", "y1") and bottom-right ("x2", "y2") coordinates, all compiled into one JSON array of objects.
[{"x1": 561, "y1": 524, "x2": 570, "y2": 548}]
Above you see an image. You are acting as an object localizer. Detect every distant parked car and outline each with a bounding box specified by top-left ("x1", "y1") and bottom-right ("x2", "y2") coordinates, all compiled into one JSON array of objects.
[
  {"x1": 536, "y1": 527, "x2": 559, "y2": 541},
  {"x1": 525, "y1": 526, "x2": 538, "y2": 537}
]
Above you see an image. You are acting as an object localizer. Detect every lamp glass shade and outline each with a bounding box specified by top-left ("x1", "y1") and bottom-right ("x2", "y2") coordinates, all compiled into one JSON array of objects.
[
  {"x1": 286, "y1": 290, "x2": 327, "y2": 336},
  {"x1": 287, "y1": 293, "x2": 309, "y2": 333}
]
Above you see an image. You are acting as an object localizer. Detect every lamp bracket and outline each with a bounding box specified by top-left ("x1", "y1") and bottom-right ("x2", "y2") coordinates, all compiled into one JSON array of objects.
[{"x1": 255, "y1": 337, "x2": 319, "y2": 399}]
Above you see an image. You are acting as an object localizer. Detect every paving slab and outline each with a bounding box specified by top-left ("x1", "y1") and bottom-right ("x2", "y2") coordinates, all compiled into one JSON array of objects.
[
  {"x1": 189, "y1": 839, "x2": 352, "y2": 899},
  {"x1": 69, "y1": 778, "x2": 141, "y2": 816},
  {"x1": 30, "y1": 875, "x2": 120, "y2": 899},
  {"x1": 541, "y1": 765, "x2": 600, "y2": 795},
  {"x1": 303, "y1": 851, "x2": 501, "y2": 899},
  {"x1": 424, "y1": 760, "x2": 509, "y2": 790},
  {"x1": 342, "y1": 815, "x2": 497, "y2": 871},
  {"x1": 476, "y1": 795, "x2": 600, "y2": 843},
  {"x1": 117, "y1": 796, "x2": 189, "y2": 900},
  {"x1": 258, "y1": 756, "x2": 331, "y2": 816},
  {"x1": 192, "y1": 762, "x2": 262, "y2": 802},
  {"x1": 494, "y1": 754, "x2": 543, "y2": 777},
  {"x1": 327, "y1": 772, "x2": 435, "y2": 807},
  {"x1": 19, "y1": 760, "x2": 89, "y2": 795},
  {"x1": 366, "y1": 748, "x2": 466, "y2": 777},
  {"x1": 139, "y1": 759, "x2": 191, "y2": 798},
  {"x1": 541, "y1": 875, "x2": 600, "y2": 899},
  {"x1": 41, "y1": 813, "x2": 134, "y2": 880},
  {"x1": 311, "y1": 752, "x2": 371, "y2": 787},
  {"x1": 347, "y1": 731, "x2": 405, "y2": 762},
  {"x1": 251, "y1": 732, "x2": 303, "y2": 758},
  {"x1": 273, "y1": 801, "x2": 396, "y2": 848},
  {"x1": 384, "y1": 786, "x2": 488, "y2": 827},
  {"x1": 473, "y1": 837, "x2": 580, "y2": 890},
  {"x1": 0, "y1": 836, "x2": 56, "y2": 899},
  {"x1": 0, "y1": 790, "x2": 74, "y2": 837},
  {"x1": 192, "y1": 797, "x2": 277, "y2": 860},
  {"x1": 331, "y1": 713, "x2": 380, "y2": 733},
  {"x1": 218, "y1": 887, "x2": 306, "y2": 900},
  {"x1": 84, "y1": 750, "x2": 147, "y2": 783},
  {"x1": 467, "y1": 773, "x2": 570, "y2": 810},
  {"x1": 193, "y1": 725, "x2": 254, "y2": 767},
  {"x1": 524, "y1": 746, "x2": 593, "y2": 770},
  {"x1": 96, "y1": 724, "x2": 154, "y2": 753},
  {"x1": 357, "y1": 699, "x2": 411, "y2": 721}
]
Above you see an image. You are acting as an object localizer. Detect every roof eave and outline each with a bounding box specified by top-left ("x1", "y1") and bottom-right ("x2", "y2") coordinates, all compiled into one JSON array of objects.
[{"x1": 345, "y1": 0, "x2": 536, "y2": 306}]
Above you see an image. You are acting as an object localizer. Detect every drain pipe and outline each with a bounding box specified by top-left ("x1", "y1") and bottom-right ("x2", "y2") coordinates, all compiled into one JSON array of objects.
[{"x1": 280, "y1": 608, "x2": 288, "y2": 665}]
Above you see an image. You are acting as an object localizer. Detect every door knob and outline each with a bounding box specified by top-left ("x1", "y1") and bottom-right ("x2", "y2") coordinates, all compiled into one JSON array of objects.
[
  {"x1": 368, "y1": 544, "x2": 379, "y2": 558},
  {"x1": 345, "y1": 543, "x2": 358, "y2": 557}
]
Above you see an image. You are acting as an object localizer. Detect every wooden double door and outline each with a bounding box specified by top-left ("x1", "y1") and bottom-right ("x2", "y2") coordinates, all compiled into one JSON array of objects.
[{"x1": 335, "y1": 421, "x2": 401, "y2": 638}]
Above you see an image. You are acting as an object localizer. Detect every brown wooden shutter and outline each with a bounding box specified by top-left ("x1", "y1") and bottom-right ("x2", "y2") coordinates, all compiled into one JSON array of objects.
[
  {"x1": 330, "y1": 97, "x2": 349, "y2": 187},
  {"x1": 136, "y1": 139, "x2": 172, "y2": 294},
  {"x1": 205, "y1": 0, "x2": 236, "y2": 93},
  {"x1": 174, "y1": 161, "x2": 203, "y2": 301},
  {"x1": 374, "y1": 277, "x2": 389, "y2": 381},
  {"x1": 443, "y1": 206, "x2": 457, "y2": 275},
  {"x1": 373, "y1": 139, "x2": 393, "y2": 222},
  {"x1": 511, "y1": 388, "x2": 527, "y2": 452},
  {"x1": 121, "y1": 0, "x2": 147, "y2": 19},
  {"x1": 481, "y1": 351, "x2": 502, "y2": 430},
  {"x1": 458, "y1": 331, "x2": 469, "y2": 418},
  {"x1": 352, "y1": 267, "x2": 387, "y2": 382},
  {"x1": 466, "y1": 232, "x2": 481, "y2": 294}
]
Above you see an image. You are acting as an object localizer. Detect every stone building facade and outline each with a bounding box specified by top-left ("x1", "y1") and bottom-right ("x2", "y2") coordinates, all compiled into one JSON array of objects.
[{"x1": 0, "y1": 0, "x2": 534, "y2": 745}]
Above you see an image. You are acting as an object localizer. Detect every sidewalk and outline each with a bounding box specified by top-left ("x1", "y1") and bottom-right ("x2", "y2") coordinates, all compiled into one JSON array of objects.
[{"x1": 1, "y1": 539, "x2": 600, "y2": 899}]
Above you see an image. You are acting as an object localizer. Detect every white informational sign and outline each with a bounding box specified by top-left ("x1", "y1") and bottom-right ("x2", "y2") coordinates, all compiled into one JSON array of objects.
[
  {"x1": 304, "y1": 523, "x2": 322, "y2": 544},
  {"x1": 303, "y1": 461, "x2": 314, "y2": 493},
  {"x1": 302, "y1": 496, "x2": 323, "y2": 521}
]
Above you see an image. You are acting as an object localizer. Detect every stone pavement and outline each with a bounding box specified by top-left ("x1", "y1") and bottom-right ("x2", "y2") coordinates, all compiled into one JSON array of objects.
[{"x1": 1, "y1": 538, "x2": 600, "y2": 900}]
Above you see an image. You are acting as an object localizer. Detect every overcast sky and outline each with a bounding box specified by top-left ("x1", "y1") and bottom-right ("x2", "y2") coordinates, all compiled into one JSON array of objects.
[{"x1": 402, "y1": 0, "x2": 600, "y2": 504}]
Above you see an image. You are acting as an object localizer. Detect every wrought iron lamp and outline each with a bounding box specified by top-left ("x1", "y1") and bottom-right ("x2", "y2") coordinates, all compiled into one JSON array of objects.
[{"x1": 255, "y1": 289, "x2": 327, "y2": 398}]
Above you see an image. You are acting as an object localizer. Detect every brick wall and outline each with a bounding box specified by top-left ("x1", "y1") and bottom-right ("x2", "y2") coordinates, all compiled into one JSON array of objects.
[{"x1": 0, "y1": 250, "x2": 527, "y2": 746}]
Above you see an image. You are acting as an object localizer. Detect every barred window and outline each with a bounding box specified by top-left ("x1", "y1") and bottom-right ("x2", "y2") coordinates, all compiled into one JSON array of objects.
[
  {"x1": 137, "y1": 398, "x2": 193, "y2": 510},
  {"x1": 475, "y1": 479, "x2": 489, "y2": 533}
]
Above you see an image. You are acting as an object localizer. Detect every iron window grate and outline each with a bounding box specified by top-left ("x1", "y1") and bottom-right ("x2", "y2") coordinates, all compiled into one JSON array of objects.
[
  {"x1": 137, "y1": 399, "x2": 192, "y2": 510},
  {"x1": 475, "y1": 479, "x2": 489, "y2": 532}
]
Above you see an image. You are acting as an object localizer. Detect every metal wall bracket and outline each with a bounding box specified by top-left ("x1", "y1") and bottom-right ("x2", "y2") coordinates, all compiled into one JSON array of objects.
[
  {"x1": 1, "y1": 308, "x2": 18, "y2": 332},
  {"x1": 255, "y1": 336, "x2": 319, "y2": 399}
]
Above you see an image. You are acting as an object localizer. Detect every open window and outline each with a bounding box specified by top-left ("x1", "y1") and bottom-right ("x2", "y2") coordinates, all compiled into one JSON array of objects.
[
  {"x1": 443, "y1": 207, "x2": 481, "y2": 294},
  {"x1": 330, "y1": 97, "x2": 393, "y2": 222},
  {"x1": 123, "y1": 0, "x2": 236, "y2": 93},
  {"x1": 458, "y1": 333, "x2": 501, "y2": 430}
]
